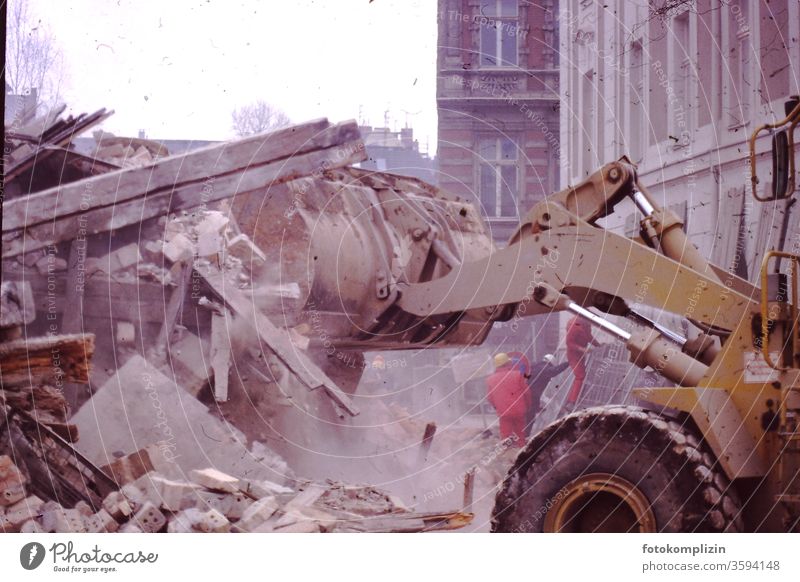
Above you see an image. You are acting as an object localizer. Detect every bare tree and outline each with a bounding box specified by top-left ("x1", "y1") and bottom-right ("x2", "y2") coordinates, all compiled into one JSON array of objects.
[
  {"x1": 648, "y1": 0, "x2": 697, "y2": 20},
  {"x1": 231, "y1": 100, "x2": 291, "y2": 136},
  {"x1": 5, "y1": 0, "x2": 64, "y2": 111}
]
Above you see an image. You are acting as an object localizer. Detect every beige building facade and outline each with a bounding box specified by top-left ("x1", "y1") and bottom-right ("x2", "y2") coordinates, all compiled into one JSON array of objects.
[{"x1": 559, "y1": 0, "x2": 800, "y2": 275}]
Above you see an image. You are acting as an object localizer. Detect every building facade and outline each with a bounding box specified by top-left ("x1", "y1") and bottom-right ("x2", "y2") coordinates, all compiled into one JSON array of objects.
[
  {"x1": 560, "y1": 0, "x2": 800, "y2": 267},
  {"x1": 556, "y1": 0, "x2": 800, "y2": 406},
  {"x1": 436, "y1": 0, "x2": 563, "y2": 369},
  {"x1": 357, "y1": 125, "x2": 437, "y2": 183},
  {"x1": 437, "y1": 0, "x2": 561, "y2": 243}
]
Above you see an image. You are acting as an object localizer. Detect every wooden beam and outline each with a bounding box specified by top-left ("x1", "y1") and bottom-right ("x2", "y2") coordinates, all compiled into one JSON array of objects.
[
  {"x1": 60, "y1": 240, "x2": 89, "y2": 410},
  {"x1": 3, "y1": 124, "x2": 366, "y2": 258},
  {"x1": 334, "y1": 510, "x2": 474, "y2": 533},
  {"x1": 5, "y1": 109, "x2": 114, "y2": 183},
  {"x1": 3, "y1": 118, "x2": 351, "y2": 232}
]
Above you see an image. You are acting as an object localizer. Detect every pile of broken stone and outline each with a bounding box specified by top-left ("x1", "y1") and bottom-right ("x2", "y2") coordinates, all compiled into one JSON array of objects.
[{"x1": 1, "y1": 455, "x2": 413, "y2": 533}]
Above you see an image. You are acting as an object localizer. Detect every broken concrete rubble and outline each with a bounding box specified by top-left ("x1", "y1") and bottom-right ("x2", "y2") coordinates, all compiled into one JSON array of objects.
[
  {"x1": 1, "y1": 496, "x2": 45, "y2": 532},
  {"x1": 100, "y1": 446, "x2": 157, "y2": 486},
  {"x1": 0, "y1": 453, "x2": 470, "y2": 533},
  {"x1": 102, "y1": 490, "x2": 133, "y2": 521},
  {"x1": 167, "y1": 331, "x2": 211, "y2": 396},
  {"x1": 236, "y1": 496, "x2": 280, "y2": 532},
  {"x1": 162, "y1": 233, "x2": 194, "y2": 263},
  {"x1": 189, "y1": 468, "x2": 240, "y2": 493},
  {"x1": 150, "y1": 475, "x2": 201, "y2": 512}
]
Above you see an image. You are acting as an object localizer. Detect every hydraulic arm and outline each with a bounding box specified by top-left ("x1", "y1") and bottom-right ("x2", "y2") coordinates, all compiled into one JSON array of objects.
[{"x1": 398, "y1": 158, "x2": 757, "y2": 383}]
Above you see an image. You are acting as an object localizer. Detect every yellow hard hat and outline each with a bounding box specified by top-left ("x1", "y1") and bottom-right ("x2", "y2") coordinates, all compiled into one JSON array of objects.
[{"x1": 494, "y1": 353, "x2": 510, "y2": 367}]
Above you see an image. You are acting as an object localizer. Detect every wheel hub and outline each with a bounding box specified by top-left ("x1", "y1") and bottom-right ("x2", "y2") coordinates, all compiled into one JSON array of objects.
[{"x1": 543, "y1": 473, "x2": 656, "y2": 532}]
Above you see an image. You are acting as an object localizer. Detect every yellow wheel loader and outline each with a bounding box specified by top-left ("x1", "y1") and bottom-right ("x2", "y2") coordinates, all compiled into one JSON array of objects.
[{"x1": 394, "y1": 116, "x2": 800, "y2": 531}]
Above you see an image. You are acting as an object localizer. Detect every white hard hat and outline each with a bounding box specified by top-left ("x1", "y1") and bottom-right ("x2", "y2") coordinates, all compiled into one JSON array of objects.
[{"x1": 543, "y1": 354, "x2": 555, "y2": 364}]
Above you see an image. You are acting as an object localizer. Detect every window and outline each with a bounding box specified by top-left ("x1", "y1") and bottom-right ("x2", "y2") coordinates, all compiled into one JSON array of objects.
[
  {"x1": 478, "y1": 136, "x2": 519, "y2": 218},
  {"x1": 729, "y1": 0, "x2": 752, "y2": 126},
  {"x1": 735, "y1": 3, "x2": 752, "y2": 123},
  {"x1": 671, "y1": 11, "x2": 691, "y2": 142},
  {"x1": 581, "y1": 69, "x2": 595, "y2": 176},
  {"x1": 479, "y1": 0, "x2": 519, "y2": 68},
  {"x1": 628, "y1": 40, "x2": 645, "y2": 160}
]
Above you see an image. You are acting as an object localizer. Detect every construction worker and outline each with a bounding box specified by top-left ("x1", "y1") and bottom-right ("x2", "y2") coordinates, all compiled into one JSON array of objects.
[
  {"x1": 564, "y1": 315, "x2": 601, "y2": 413},
  {"x1": 486, "y1": 353, "x2": 531, "y2": 446},
  {"x1": 525, "y1": 354, "x2": 569, "y2": 434},
  {"x1": 507, "y1": 351, "x2": 530, "y2": 377}
]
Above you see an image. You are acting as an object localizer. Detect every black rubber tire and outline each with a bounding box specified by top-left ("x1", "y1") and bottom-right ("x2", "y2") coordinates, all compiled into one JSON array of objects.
[{"x1": 491, "y1": 405, "x2": 744, "y2": 532}]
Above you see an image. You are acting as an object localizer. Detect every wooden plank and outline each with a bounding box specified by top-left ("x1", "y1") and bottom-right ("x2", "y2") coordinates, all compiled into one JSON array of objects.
[
  {"x1": 334, "y1": 510, "x2": 474, "y2": 533},
  {"x1": 60, "y1": 241, "x2": 86, "y2": 334},
  {"x1": 60, "y1": 240, "x2": 88, "y2": 411},
  {"x1": 209, "y1": 309, "x2": 232, "y2": 402},
  {"x1": 194, "y1": 262, "x2": 359, "y2": 416},
  {"x1": 5, "y1": 109, "x2": 114, "y2": 183},
  {"x1": 3, "y1": 130, "x2": 366, "y2": 258},
  {"x1": 151, "y1": 261, "x2": 191, "y2": 358},
  {"x1": 3, "y1": 118, "x2": 344, "y2": 232},
  {"x1": 416, "y1": 422, "x2": 437, "y2": 466},
  {"x1": 462, "y1": 467, "x2": 476, "y2": 513}
]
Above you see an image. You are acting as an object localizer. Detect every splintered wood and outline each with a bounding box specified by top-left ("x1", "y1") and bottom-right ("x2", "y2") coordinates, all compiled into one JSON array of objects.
[
  {"x1": 0, "y1": 333, "x2": 95, "y2": 388},
  {"x1": 4, "y1": 108, "x2": 114, "y2": 183}
]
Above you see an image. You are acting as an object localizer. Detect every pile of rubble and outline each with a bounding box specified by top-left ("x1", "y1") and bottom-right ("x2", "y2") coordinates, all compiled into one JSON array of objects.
[
  {"x1": 0, "y1": 453, "x2": 469, "y2": 533},
  {"x1": 2, "y1": 109, "x2": 365, "y2": 414},
  {"x1": 1, "y1": 106, "x2": 482, "y2": 534},
  {"x1": 90, "y1": 129, "x2": 168, "y2": 168}
]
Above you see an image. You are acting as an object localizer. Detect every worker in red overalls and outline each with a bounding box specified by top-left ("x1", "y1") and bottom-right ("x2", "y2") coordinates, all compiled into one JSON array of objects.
[
  {"x1": 486, "y1": 353, "x2": 531, "y2": 446},
  {"x1": 564, "y1": 315, "x2": 600, "y2": 413}
]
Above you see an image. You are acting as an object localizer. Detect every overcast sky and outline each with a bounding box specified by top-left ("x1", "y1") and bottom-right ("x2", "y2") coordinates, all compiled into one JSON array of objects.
[{"x1": 31, "y1": 0, "x2": 438, "y2": 153}]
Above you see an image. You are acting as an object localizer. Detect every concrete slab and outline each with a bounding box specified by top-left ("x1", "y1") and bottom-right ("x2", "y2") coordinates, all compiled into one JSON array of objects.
[{"x1": 72, "y1": 354, "x2": 289, "y2": 485}]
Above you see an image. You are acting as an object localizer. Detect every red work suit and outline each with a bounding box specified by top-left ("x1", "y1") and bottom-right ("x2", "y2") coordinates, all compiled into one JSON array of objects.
[
  {"x1": 566, "y1": 316, "x2": 595, "y2": 404},
  {"x1": 486, "y1": 364, "x2": 532, "y2": 445}
]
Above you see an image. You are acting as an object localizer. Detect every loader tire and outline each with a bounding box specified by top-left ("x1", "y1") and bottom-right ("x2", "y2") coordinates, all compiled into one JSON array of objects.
[{"x1": 491, "y1": 406, "x2": 744, "y2": 532}]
